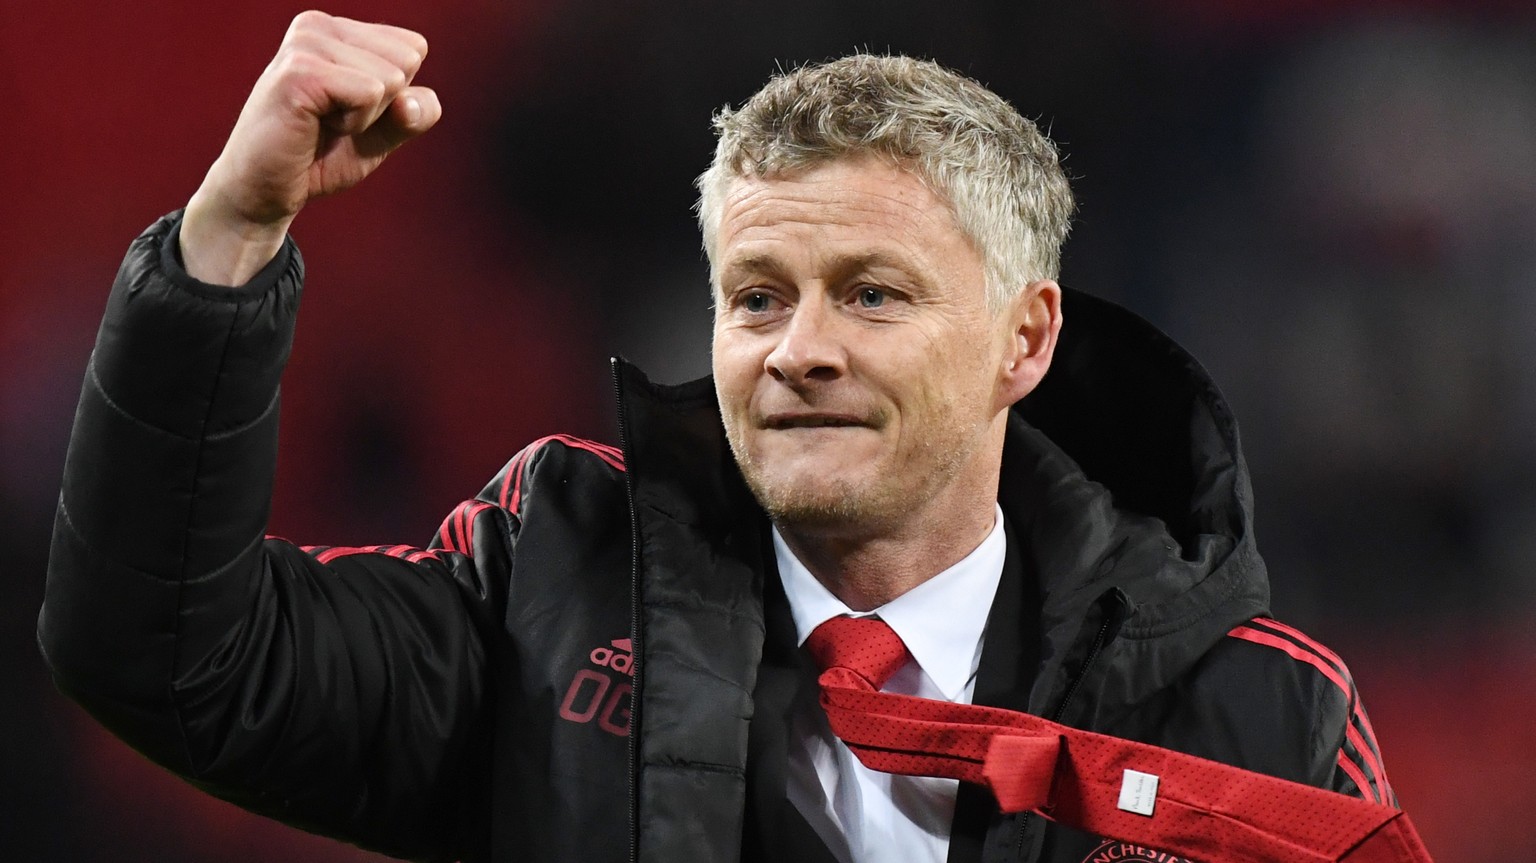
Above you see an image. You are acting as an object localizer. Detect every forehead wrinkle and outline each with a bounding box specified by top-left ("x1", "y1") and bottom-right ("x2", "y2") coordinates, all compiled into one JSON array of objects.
[
  {"x1": 715, "y1": 161, "x2": 979, "y2": 295},
  {"x1": 721, "y1": 240, "x2": 934, "y2": 292},
  {"x1": 719, "y1": 201, "x2": 949, "y2": 267},
  {"x1": 820, "y1": 250, "x2": 929, "y2": 287},
  {"x1": 720, "y1": 161, "x2": 957, "y2": 232},
  {"x1": 725, "y1": 182, "x2": 947, "y2": 232}
]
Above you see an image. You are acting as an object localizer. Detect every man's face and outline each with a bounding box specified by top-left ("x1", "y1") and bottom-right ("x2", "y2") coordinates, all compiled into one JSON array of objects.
[{"x1": 711, "y1": 157, "x2": 1022, "y2": 535}]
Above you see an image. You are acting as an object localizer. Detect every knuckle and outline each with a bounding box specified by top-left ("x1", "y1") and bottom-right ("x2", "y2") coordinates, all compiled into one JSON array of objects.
[
  {"x1": 269, "y1": 49, "x2": 300, "y2": 79},
  {"x1": 272, "y1": 47, "x2": 316, "y2": 80},
  {"x1": 274, "y1": 37, "x2": 326, "y2": 79},
  {"x1": 288, "y1": 9, "x2": 330, "y2": 35}
]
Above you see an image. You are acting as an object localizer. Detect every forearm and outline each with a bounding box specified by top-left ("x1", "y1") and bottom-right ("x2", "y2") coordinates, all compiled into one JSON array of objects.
[
  {"x1": 38, "y1": 219, "x2": 492, "y2": 856},
  {"x1": 38, "y1": 210, "x2": 303, "y2": 766}
]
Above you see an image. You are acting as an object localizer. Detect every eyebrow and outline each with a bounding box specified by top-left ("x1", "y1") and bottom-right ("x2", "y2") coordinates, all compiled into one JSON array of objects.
[
  {"x1": 719, "y1": 251, "x2": 922, "y2": 286},
  {"x1": 719, "y1": 254, "x2": 788, "y2": 284}
]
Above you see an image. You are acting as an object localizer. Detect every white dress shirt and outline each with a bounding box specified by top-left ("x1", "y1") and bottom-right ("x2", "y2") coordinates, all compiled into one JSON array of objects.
[{"x1": 773, "y1": 505, "x2": 1007, "y2": 863}]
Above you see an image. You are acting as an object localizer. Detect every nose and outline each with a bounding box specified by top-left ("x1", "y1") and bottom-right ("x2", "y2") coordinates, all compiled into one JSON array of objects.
[{"x1": 765, "y1": 298, "x2": 845, "y2": 387}]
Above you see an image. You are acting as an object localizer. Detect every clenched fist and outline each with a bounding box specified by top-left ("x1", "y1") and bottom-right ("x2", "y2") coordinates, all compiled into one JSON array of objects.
[{"x1": 181, "y1": 12, "x2": 441, "y2": 285}]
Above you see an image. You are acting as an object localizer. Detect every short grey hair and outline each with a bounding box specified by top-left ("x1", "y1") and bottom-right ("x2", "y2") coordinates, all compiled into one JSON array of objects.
[{"x1": 695, "y1": 54, "x2": 1075, "y2": 309}]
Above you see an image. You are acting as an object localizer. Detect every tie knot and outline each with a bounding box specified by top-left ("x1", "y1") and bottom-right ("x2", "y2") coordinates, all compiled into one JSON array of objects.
[{"x1": 805, "y1": 615, "x2": 911, "y2": 689}]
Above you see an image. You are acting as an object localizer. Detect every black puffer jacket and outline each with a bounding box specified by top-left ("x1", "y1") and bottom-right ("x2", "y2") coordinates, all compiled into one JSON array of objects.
[{"x1": 39, "y1": 212, "x2": 1393, "y2": 863}]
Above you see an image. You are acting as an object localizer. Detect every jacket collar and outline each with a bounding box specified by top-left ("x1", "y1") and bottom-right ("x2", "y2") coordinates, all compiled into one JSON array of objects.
[{"x1": 615, "y1": 286, "x2": 1269, "y2": 714}]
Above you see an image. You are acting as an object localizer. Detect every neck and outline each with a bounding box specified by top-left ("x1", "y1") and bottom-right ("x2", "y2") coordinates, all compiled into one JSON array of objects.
[{"x1": 777, "y1": 492, "x2": 999, "y2": 612}]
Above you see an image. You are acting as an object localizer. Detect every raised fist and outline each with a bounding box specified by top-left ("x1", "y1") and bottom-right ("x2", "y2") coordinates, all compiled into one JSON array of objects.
[{"x1": 181, "y1": 12, "x2": 441, "y2": 285}]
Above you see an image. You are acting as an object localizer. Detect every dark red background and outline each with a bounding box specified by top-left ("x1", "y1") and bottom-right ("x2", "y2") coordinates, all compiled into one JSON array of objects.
[{"x1": 3, "y1": 1, "x2": 1533, "y2": 860}]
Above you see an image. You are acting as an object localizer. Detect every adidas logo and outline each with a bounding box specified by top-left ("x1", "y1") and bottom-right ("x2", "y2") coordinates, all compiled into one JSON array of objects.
[
  {"x1": 589, "y1": 638, "x2": 634, "y2": 676},
  {"x1": 557, "y1": 636, "x2": 633, "y2": 737}
]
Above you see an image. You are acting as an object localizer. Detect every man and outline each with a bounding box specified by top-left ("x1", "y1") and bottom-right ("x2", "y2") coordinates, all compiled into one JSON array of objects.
[{"x1": 39, "y1": 11, "x2": 1400, "y2": 863}]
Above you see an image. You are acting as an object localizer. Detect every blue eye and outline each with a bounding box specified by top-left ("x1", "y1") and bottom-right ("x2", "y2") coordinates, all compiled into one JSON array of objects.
[
  {"x1": 743, "y1": 292, "x2": 772, "y2": 313},
  {"x1": 857, "y1": 287, "x2": 887, "y2": 308}
]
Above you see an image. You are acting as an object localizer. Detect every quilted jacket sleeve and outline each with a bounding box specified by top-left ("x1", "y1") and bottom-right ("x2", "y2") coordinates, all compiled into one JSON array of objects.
[{"x1": 37, "y1": 212, "x2": 506, "y2": 862}]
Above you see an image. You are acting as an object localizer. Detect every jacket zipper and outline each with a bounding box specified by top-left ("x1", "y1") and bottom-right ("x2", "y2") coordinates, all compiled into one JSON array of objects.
[
  {"x1": 612, "y1": 360, "x2": 643, "y2": 863},
  {"x1": 1012, "y1": 609, "x2": 1116, "y2": 861}
]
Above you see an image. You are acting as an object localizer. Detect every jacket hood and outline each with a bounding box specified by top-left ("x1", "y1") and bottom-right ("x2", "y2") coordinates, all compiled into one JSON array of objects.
[{"x1": 1005, "y1": 287, "x2": 1270, "y2": 723}]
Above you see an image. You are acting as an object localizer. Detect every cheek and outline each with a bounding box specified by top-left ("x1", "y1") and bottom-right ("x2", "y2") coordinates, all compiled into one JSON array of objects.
[
  {"x1": 711, "y1": 332, "x2": 759, "y2": 414},
  {"x1": 887, "y1": 341, "x2": 995, "y2": 435}
]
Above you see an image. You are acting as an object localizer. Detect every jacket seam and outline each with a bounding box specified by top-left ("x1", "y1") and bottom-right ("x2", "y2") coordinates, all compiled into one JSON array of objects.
[
  {"x1": 1310, "y1": 675, "x2": 1334, "y2": 789},
  {"x1": 641, "y1": 599, "x2": 768, "y2": 626},
  {"x1": 86, "y1": 355, "x2": 281, "y2": 444},
  {"x1": 205, "y1": 389, "x2": 281, "y2": 441},
  {"x1": 55, "y1": 499, "x2": 272, "y2": 594},
  {"x1": 176, "y1": 532, "x2": 269, "y2": 585},
  {"x1": 655, "y1": 653, "x2": 756, "y2": 696},
  {"x1": 1117, "y1": 559, "x2": 1249, "y2": 640},
  {"x1": 169, "y1": 304, "x2": 245, "y2": 780},
  {"x1": 641, "y1": 760, "x2": 746, "y2": 777},
  {"x1": 87, "y1": 360, "x2": 199, "y2": 443},
  {"x1": 53, "y1": 498, "x2": 182, "y2": 585}
]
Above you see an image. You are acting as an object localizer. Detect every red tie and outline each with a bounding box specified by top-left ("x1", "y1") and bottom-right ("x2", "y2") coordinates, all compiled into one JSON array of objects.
[{"x1": 805, "y1": 615, "x2": 1434, "y2": 863}]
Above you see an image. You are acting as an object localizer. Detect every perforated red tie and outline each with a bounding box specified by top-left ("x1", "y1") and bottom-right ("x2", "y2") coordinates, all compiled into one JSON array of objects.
[
  {"x1": 805, "y1": 614, "x2": 911, "y2": 688},
  {"x1": 805, "y1": 615, "x2": 1434, "y2": 863}
]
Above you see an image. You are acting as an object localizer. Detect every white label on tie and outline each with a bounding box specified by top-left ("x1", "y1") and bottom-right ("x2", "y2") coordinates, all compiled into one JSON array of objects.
[{"x1": 1117, "y1": 769, "x2": 1159, "y2": 817}]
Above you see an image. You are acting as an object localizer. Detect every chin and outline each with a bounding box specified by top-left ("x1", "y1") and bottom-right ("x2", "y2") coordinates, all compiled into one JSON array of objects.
[
  {"x1": 741, "y1": 468, "x2": 903, "y2": 535},
  {"x1": 725, "y1": 425, "x2": 900, "y2": 530}
]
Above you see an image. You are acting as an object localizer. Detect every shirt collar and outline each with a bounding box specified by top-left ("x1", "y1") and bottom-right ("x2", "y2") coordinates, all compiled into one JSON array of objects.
[{"x1": 774, "y1": 505, "x2": 1007, "y2": 701}]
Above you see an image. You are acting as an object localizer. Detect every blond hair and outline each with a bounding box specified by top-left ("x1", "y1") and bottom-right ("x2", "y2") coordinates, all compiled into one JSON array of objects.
[{"x1": 696, "y1": 54, "x2": 1075, "y2": 308}]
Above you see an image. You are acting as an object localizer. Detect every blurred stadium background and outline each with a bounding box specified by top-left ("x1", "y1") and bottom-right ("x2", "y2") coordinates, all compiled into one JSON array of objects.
[{"x1": 3, "y1": 0, "x2": 1533, "y2": 859}]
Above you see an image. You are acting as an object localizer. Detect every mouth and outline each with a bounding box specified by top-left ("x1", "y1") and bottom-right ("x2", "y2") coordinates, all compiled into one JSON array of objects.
[{"x1": 761, "y1": 413, "x2": 871, "y2": 430}]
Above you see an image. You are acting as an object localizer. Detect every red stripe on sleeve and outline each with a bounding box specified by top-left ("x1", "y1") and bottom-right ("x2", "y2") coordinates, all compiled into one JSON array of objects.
[
  {"x1": 1249, "y1": 618, "x2": 1393, "y2": 788},
  {"x1": 315, "y1": 545, "x2": 374, "y2": 565},
  {"x1": 509, "y1": 436, "x2": 553, "y2": 513},
  {"x1": 1253, "y1": 617, "x2": 1345, "y2": 669},
  {"x1": 464, "y1": 501, "x2": 492, "y2": 548},
  {"x1": 1229, "y1": 624, "x2": 1352, "y2": 693},
  {"x1": 435, "y1": 501, "x2": 492, "y2": 554},
  {"x1": 500, "y1": 434, "x2": 626, "y2": 515},
  {"x1": 499, "y1": 446, "x2": 535, "y2": 510},
  {"x1": 311, "y1": 544, "x2": 446, "y2": 565},
  {"x1": 1341, "y1": 736, "x2": 1387, "y2": 805},
  {"x1": 506, "y1": 438, "x2": 550, "y2": 514},
  {"x1": 551, "y1": 433, "x2": 626, "y2": 471},
  {"x1": 1228, "y1": 624, "x2": 1393, "y2": 803},
  {"x1": 1251, "y1": 617, "x2": 1382, "y2": 740},
  {"x1": 510, "y1": 456, "x2": 530, "y2": 514},
  {"x1": 1335, "y1": 750, "x2": 1378, "y2": 804},
  {"x1": 498, "y1": 457, "x2": 517, "y2": 509}
]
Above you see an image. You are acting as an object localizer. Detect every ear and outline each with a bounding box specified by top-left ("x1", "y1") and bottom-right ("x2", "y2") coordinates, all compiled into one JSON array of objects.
[{"x1": 994, "y1": 279, "x2": 1062, "y2": 410}]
